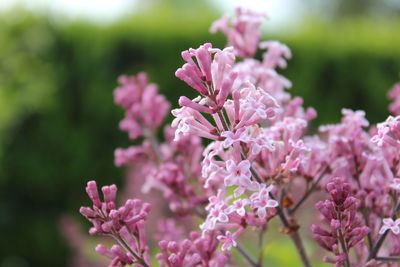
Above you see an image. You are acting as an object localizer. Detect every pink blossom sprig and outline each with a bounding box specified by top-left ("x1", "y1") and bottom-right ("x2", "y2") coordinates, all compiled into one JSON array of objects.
[
  {"x1": 114, "y1": 73, "x2": 170, "y2": 140},
  {"x1": 210, "y1": 7, "x2": 266, "y2": 58},
  {"x1": 312, "y1": 177, "x2": 370, "y2": 267},
  {"x1": 80, "y1": 181, "x2": 151, "y2": 267}
]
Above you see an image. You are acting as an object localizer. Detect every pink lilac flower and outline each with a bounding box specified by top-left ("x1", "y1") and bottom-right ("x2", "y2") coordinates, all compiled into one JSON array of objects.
[
  {"x1": 250, "y1": 184, "x2": 278, "y2": 219},
  {"x1": 224, "y1": 159, "x2": 251, "y2": 186},
  {"x1": 188, "y1": 231, "x2": 230, "y2": 266},
  {"x1": 311, "y1": 178, "x2": 370, "y2": 266},
  {"x1": 259, "y1": 40, "x2": 292, "y2": 69},
  {"x1": 372, "y1": 115, "x2": 400, "y2": 147},
  {"x1": 379, "y1": 218, "x2": 400, "y2": 235},
  {"x1": 217, "y1": 230, "x2": 241, "y2": 251},
  {"x1": 225, "y1": 199, "x2": 250, "y2": 217},
  {"x1": 390, "y1": 178, "x2": 400, "y2": 191},
  {"x1": 210, "y1": 7, "x2": 266, "y2": 58},
  {"x1": 157, "y1": 239, "x2": 202, "y2": 267},
  {"x1": 80, "y1": 181, "x2": 151, "y2": 266},
  {"x1": 171, "y1": 103, "x2": 219, "y2": 142},
  {"x1": 114, "y1": 73, "x2": 170, "y2": 140},
  {"x1": 221, "y1": 127, "x2": 249, "y2": 148},
  {"x1": 225, "y1": 159, "x2": 259, "y2": 197},
  {"x1": 248, "y1": 130, "x2": 277, "y2": 155}
]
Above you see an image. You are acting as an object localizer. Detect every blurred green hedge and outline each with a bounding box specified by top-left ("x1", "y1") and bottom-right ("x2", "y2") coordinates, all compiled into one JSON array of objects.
[{"x1": 0, "y1": 8, "x2": 399, "y2": 266}]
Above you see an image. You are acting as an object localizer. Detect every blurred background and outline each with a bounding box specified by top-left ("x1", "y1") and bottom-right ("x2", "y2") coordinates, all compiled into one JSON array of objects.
[{"x1": 0, "y1": 0, "x2": 399, "y2": 266}]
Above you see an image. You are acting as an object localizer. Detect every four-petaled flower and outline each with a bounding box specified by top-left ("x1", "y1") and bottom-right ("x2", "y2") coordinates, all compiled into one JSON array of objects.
[
  {"x1": 225, "y1": 160, "x2": 258, "y2": 196},
  {"x1": 225, "y1": 160, "x2": 251, "y2": 186},
  {"x1": 379, "y1": 218, "x2": 400, "y2": 235},
  {"x1": 217, "y1": 231, "x2": 238, "y2": 251},
  {"x1": 250, "y1": 184, "x2": 278, "y2": 219},
  {"x1": 225, "y1": 199, "x2": 250, "y2": 217},
  {"x1": 221, "y1": 127, "x2": 249, "y2": 148}
]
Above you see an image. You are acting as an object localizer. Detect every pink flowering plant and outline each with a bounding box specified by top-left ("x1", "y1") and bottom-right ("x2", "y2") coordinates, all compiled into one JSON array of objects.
[{"x1": 78, "y1": 7, "x2": 400, "y2": 267}]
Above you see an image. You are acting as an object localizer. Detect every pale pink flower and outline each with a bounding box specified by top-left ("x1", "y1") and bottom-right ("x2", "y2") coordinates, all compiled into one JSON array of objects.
[
  {"x1": 224, "y1": 159, "x2": 251, "y2": 186},
  {"x1": 379, "y1": 218, "x2": 400, "y2": 235},
  {"x1": 225, "y1": 199, "x2": 250, "y2": 217},
  {"x1": 250, "y1": 184, "x2": 278, "y2": 219},
  {"x1": 221, "y1": 127, "x2": 249, "y2": 148},
  {"x1": 201, "y1": 204, "x2": 229, "y2": 232},
  {"x1": 210, "y1": 7, "x2": 267, "y2": 58},
  {"x1": 259, "y1": 41, "x2": 292, "y2": 69},
  {"x1": 249, "y1": 134, "x2": 276, "y2": 155},
  {"x1": 217, "y1": 231, "x2": 238, "y2": 251}
]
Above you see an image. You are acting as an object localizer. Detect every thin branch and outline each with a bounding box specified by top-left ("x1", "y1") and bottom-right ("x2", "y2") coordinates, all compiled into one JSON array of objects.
[
  {"x1": 290, "y1": 230, "x2": 312, "y2": 267},
  {"x1": 375, "y1": 256, "x2": 400, "y2": 262},
  {"x1": 289, "y1": 173, "x2": 324, "y2": 215},
  {"x1": 337, "y1": 225, "x2": 351, "y2": 267},
  {"x1": 236, "y1": 243, "x2": 260, "y2": 267}
]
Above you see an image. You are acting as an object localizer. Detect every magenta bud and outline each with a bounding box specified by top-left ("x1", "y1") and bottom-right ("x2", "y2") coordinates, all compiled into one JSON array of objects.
[
  {"x1": 168, "y1": 253, "x2": 179, "y2": 264},
  {"x1": 179, "y1": 96, "x2": 214, "y2": 114},
  {"x1": 167, "y1": 241, "x2": 179, "y2": 253},
  {"x1": 158, "y1": 240, "x2": 168, "y2": 250},
  {"x1": 86, "y1": 181, "x2": 101, "y2": 207},
  {"x1": 79, "y1": 207, "x2": 95, "y2": 217}
]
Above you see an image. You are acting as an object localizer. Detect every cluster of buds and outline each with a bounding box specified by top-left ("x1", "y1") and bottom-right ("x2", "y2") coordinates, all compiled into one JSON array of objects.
[
  {"x1": 114, "y1": 72, "x2": 170, "y2": 140},
  {"x1": 156, "y1": 231, "x2": 229, "y2": 267},
  {"x1": 311, "y1": 178, "x2": 370, "y2": 266},
  {"x1": 80, "y1": 181, "x2": 151, "y2": 266}
]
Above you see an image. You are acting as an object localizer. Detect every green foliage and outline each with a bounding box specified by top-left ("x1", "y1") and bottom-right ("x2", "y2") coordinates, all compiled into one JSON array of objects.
[{"x1": 0, "y1": 8, "x2": 399, "y2": 266}]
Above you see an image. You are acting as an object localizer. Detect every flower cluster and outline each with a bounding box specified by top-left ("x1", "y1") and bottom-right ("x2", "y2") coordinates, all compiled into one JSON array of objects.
[
  {"x1": 80, "y1": 181, "x2": 151, "y2": 266},
  {"x1": 311, "y1": 178, "x2": 370, "y2": 266},
  {"x1": 157, "y1": 232, "x2": 229, "y2": 267},
  {"x1": 210, "y1": 7, "x2": 266, "y2": 58},
  {"x1": 76, "y1": 6, "x2": 400, "y2": 267},
  {"x1": 114, "y1": 72, "x2": 170, "y2": 140}
]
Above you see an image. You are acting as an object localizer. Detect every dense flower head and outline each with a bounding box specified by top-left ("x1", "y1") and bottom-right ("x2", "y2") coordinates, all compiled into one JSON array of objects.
[
  {"x1": 210, "y1": 7, "x2": 266, "y2": 58},
  {"x1": 80, "y1": 181, "x2": 151, "y2": 266},
  {"x1": 156, "y1": 231, "x2": 229, "y2": 267},
  {"x1": 312, "y1": 177, "x2": 370, "y2": 266},
  {"x1": 114, "y1": 72, "x2": 170, "y2": 140}
]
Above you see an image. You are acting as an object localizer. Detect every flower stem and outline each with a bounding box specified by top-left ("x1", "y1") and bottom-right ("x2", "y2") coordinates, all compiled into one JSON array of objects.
[
  {"x1": 290, "y1": 230, "x2": 312, "y2": 267},
  {"x1": 337, "y1": 226, "x2": 351, "y2": 267},
  {"x1": 236, "y1": 243, "x2": 260, "y2": 267}
]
